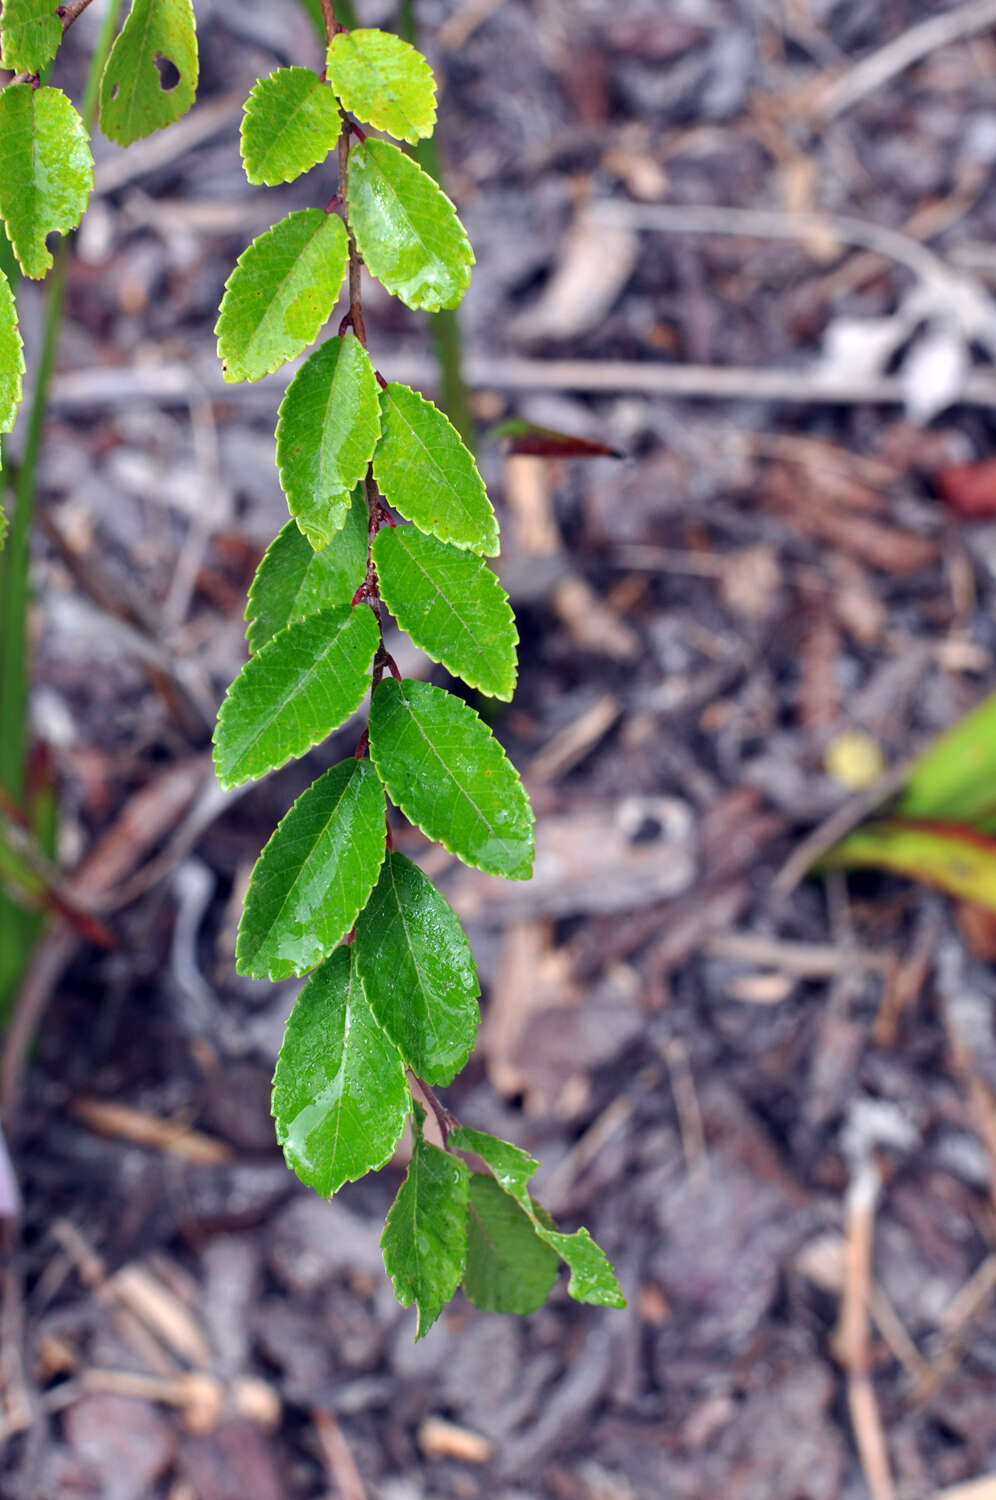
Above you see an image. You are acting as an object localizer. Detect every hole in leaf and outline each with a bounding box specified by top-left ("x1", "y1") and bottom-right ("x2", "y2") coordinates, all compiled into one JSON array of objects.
[
  {"x1": 153, "y1": 52, "x2": 181, "y2": 91},
  {"x1": 110, "y1": 84, "x2": 119, "y2": 100}
]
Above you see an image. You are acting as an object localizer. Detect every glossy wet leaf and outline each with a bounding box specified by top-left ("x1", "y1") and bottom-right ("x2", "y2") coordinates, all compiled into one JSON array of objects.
[
  {"x1": 373, "y1": 383, "x2": 497, "y2": 556},
  {"x1": 348, "y1": 139, "x2": 473, "y2": 313},
  {"x1": 449, "y1": 1125, "x2": 539, "y2": 1194},
  {"x1": 0, "y1": 85, "x2": 94, "y2": 278},
  {"x1": 0, "y1": 269, "x2": 24, "y2": 443},
  {"x1": 354, "y1": 852, "x2": 479, "y2": 1084},
  {"x1": 245, "y1": 496, "x2": 368, "y2": 653},
  {"x1": 463, "y1": 1173, "x2": 559, "y2": 1314},
  {"x1": 825, "y1": 818, "x2": 996, "y2": 910},
  {"x1": 216, "y1": 209, "x2": 348, "y2": 384},
  {"x1": 450, "y1": 1124, "x2": 626, "y2": 1308},
  {"x1": 374, "y1": 526, "x2": 516, "y2": 699},
  {"x1": 240, "y1": 66, "x2": 341, "y2": 186},
  {"x1": 237, "y1": 757, "x2": 385, "y2": 981},
  {"x1": 276, "y1": 334, "x2": 381, "y2": 548},
  {"x1": 214, "y1": 604, "x2": 378, "y2": 788},
  {"x1": 381, "y1": 1105, "x2": 469, "y2": 1339},
  {"x1": 369, "y1": 679, "x2": 534, "y2": 880},
  {"x1": 327, "y1": 28, "x2": 436, "y2": 145},
  {"x1": 99, "y1": 0, "x2": 198, "y2": 146},
  {"x1": 895, "y1": 688, "x2": 996, "y2": 830},
  {"x1": 1, "y1": 0, "x2": 62, "y2": 74},
  {"x1": 272, "y1": 946, "x2": 410, "y2": 1196}
]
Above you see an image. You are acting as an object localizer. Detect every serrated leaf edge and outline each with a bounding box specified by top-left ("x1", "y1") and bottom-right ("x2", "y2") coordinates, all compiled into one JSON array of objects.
[
  {"x1": 373, "y1": 526, "x2": 517, "y2": 700},
  {"x1": 368, "y1": 680, "x2": 535, "y2": 882}
]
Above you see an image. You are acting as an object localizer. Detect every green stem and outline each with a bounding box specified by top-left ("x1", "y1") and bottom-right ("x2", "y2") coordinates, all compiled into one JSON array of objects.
[
  {"x1": 0, "y1": 243, "x2": 69, "y2": 801},
  {"x1": 0, "y1": 0, "x2": 122, "y2": 803},
  {"x1": 396, "y1": 0, "x2": 476, "y2": 450}
]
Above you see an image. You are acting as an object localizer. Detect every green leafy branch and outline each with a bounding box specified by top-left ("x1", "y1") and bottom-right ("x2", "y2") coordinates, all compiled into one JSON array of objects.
[{"x1": 212, "y1": 0, "x2": 623, "y2": 1331}]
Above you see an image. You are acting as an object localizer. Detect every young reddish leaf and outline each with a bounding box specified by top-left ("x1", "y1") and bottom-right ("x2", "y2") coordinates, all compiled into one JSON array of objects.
[
  {"x1": 214, "y1": 603, "x2": 379, "y2": 788},
  {"x1": 0, "y1": 269, "x2": 25, "y2": 446},
  {"x1": 272, "y1": 946, "x2": 410, "y2": 1196},
  {"x1": 0, "y1": 86, "x2": 94, "y2": 278},
  {"x1": 493, "y1": 418, "x2": 624, "y2": 459},
  {"x1": 99, "y1": 0, "x2": 198, "y2": 146},
  {"x1": 450, "y1": 1125, "x2": 626, "y2": 1308},
  {"x1": 240, "y1": 66, "x2": 341, "y2": 186},
  {"x1": 347, "y1": 139, "x2": 473, "y2": 313},
  {"x1": 373, "y1": 526, "x2": 517, "y2": 700},
  {"x1": 369, "y1": 678, "x2": 534, "y2": 881},
  {"x1": 373, "y1": 383, "x2": 498, "y2": 557},
  {"x1": 245, "y1": 496, "x2": 368, "y2": 653},
  {"x1": 381, "y1": 1104, "x2": 469, "y2": 1340},
  {"x1": 276, "y1": 334, "x2": 381, "y2": 549},
  {"x1": 215, "y1": 209, "x2": 348, "y2": 384},
  {"x1": 354, "y1": 852, "x2": 480, "y2": 1085},
  {"x1": 463, "y1": 1173, "x2": 559, "y2": 1315},
  {"x1": 327, "y1": 28, "x2": 436, "y2": 145},
  {"x1": 0, "y1": 0, "x2": 62, "y2": 75},
  {"x1": 236, "y1": 758, "x2": 386, "y2": 981}
]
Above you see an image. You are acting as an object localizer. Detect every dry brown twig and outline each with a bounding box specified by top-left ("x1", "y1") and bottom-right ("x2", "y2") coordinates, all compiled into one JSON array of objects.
[{"x1": 818, "y1": 0, "x2": 996, "y2": 119}]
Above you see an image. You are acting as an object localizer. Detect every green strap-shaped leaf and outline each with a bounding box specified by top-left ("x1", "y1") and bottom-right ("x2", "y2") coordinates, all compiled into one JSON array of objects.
[
  {"x1": 237, "y1": 757, "x2": 386, "y2": 981},
  {"x1": 374, "y1": 526, "x2": 517, "y2": 700},
  {"x1": 381, "y1": 1104, "x2": 469, "y2": 1339},
  {"x1": 1, "y1": 0, "x2": 62, "y2": 74},
  {"x1": 272, "y1": 946, "x2": 410, "y2": 1196},
  {"x1": 276, "y1": 334, "x2": 381, "y2": 550},
  {"x1": 348, "y1": 139, "x2": 473, "y2": 314},
  {"x1": 99, "y1": 0, "x2": 198, "y2": 146},
  {"x1": 240, "y1": 66, "x2": 341, "y2": 187},
  {"x1": 0, "y1": 85, "x2": 94, "y2": 279},
  {"x1": 0, "y1": 268, "x2": 25, "y2": 444},
  {"x1": 449, "y1": 1125, "x2": 626, "y2": 1308},
  {"x1": 354, "y1": 852, "x2": 479, "y2": 1085},
  {"x1": 373, "y1": 383, "x2": 497, "y2": 557},
  {"x1": 369, "y1": 678, "x2": 534, "y2": 880},
  {"x1": 463, "y1": 1173, "x2": 559, "y2": 1315},
  {"x1": 245, "y1": 496, "x2": 368, "y2": 653},
  {"x1": 214, "y1": 604, "x2": 378, "y2": 789},
  {"x1": 216, "y1": 209, "x2": 348, "y2": 384},
  {"x1": 327, "y1": 29, "x2": 436, "y2": 145}
]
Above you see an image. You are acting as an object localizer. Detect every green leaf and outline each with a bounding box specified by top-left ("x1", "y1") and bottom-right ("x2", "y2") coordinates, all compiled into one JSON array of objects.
[
  {"x1": 0, "y1": 0, "x2": 62, "y2": 74},
  {"x1": 449, "y1": 1125, "x2": 539, "y2": 1195},
  {"x1": 99, "y1": 0, "x2": 198, "y2": 146},
  {"x1": 214, "y1": 604, "x2": 378, "y2": 789},
  {"x1": 236, "y1": 757, "x2": 386, "y2": 981},
  {"x1": 824, "y1": 818, "x2": 996, "y2": 909},
  {"x1": 272, "y1": 946, "x2": 410, "y2": 1196},
  {"x1": 0, "y1": 85, "x2": 94, "y2": 279},
  {"x1": 463, "y1": 1173, "x2": 559, "y2": 1315},
  {"x1": 276, "y1": 334, "x2": 381, "y2": 549},
  {"x1": 240, "y1": 66, "x2": 341, "y2": 187},
  {"x1": 327, "y1": 28, "x2": 436, "y2": 145},
  {"x1": 895, "y1": 688, "x2": 996, "y2": 829},
  {"x1": 245, "y1": 496, "x2": 368, "y2": 653},
  {"x1": 215, "y1": 209, "x2": 348, "y2": 384},
  {"x1": 449, "y1": 1125, "x2": 626, "y2": 1308},
  {"x1": 369, "y1": 679, "x2": 534, "y2": 880},
  {"x1": 381, "y1": 1105, "x2": 469, "y2": 1339},
  {"x1": 354, "y1": 852, "x2": 479, "y2": 1085},
  {"x1": 347, "y1": 139, "x2": 473, "y2": 314},
  {"x1": 373, "y1": 526, "x2": 516, "y2": 700},
  {"x1": 373, "y1": 384, "x2": 497, "y2": 557},
  {"x1": 537, "y1": 1226, "x2": 626, "y2": 1308},
  {"x1": 0, "y1": 268, "x2": 24, "y2": 441}
]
